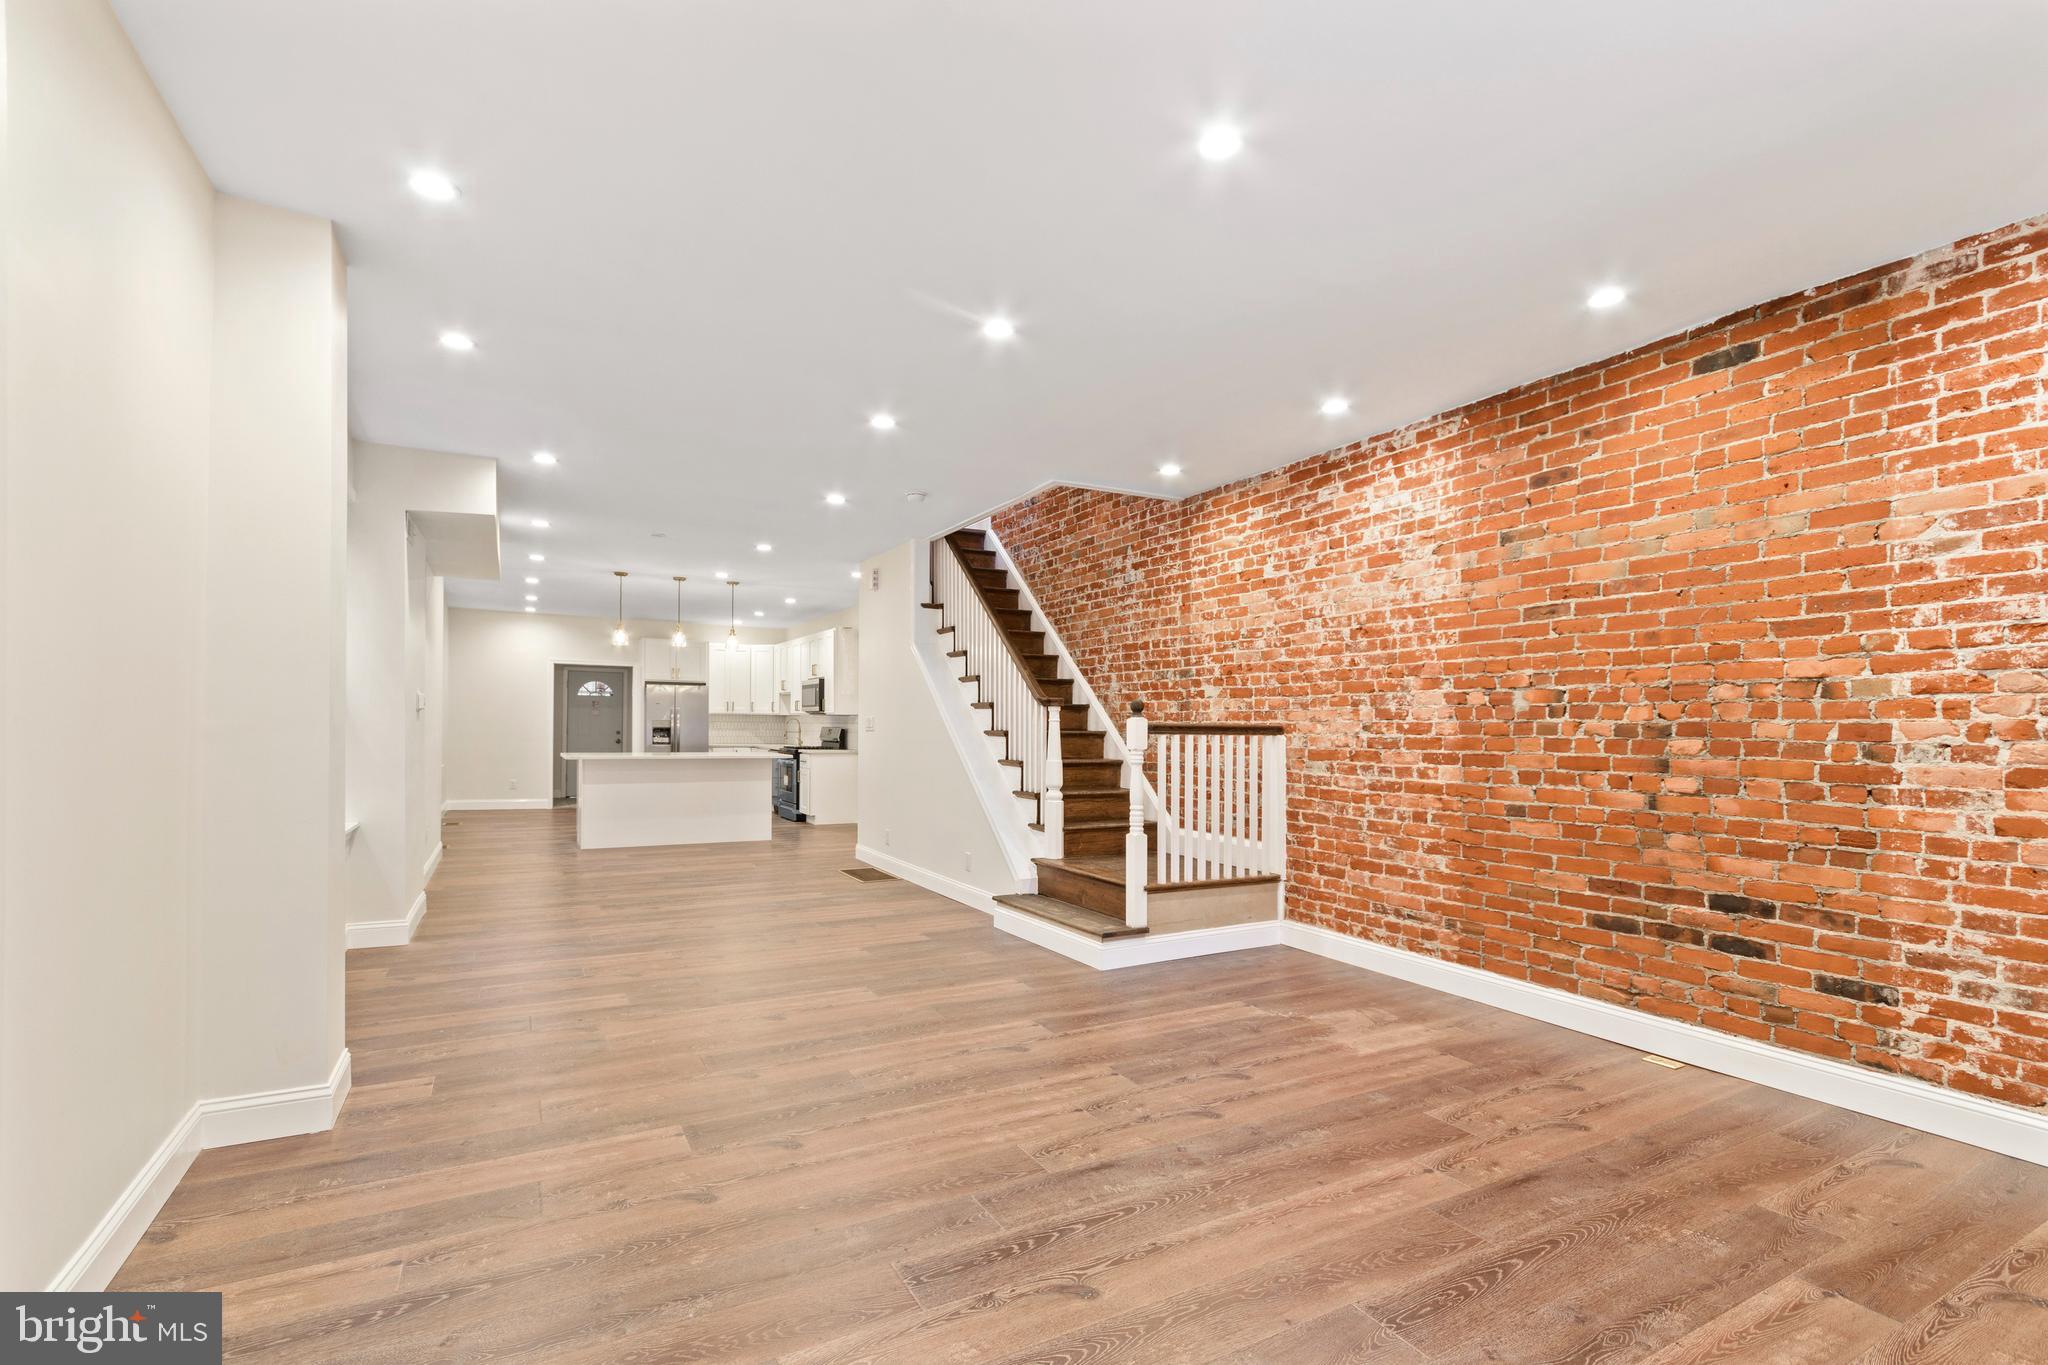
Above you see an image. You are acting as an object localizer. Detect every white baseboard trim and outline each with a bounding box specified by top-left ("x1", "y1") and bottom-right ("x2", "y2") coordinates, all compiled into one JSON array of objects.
[
  {"x1": 346, "y1": 889, "x2": 427, "y2": 949},
  {"x1": 444, "y1": 798, "x2": 551, "y2": 811},
  {"x1": 853, "y1": 843, "x2": 1004, "y2": 914},
  {"x1": 47, "y1": 1048, "x2": 352, "y2": 1291},
  {"x1": 45, "y1": 1107, "x2": 201, "y2": 1291},
  {"x1": 195, "y1": 1048, "x2": 352, "y2": 1151},
  {"x1": 1282, "y1": 922, "x2": 2048, "y2": 1168},
  {"x1": 422, "y1": 841, "x2": 444, "y2": 882},
  {"x1": 996, "y1": 909, "x2": 1283, "y2": 969}
]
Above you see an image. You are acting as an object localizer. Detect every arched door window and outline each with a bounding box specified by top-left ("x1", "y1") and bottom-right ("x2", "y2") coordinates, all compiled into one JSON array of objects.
[{"x1": 575, "y1": 680, "x2": 614, "y2": 698}]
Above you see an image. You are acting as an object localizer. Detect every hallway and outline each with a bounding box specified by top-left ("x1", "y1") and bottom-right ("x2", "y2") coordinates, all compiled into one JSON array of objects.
[{"x1": 114, "y1": 813, "x2": 2048, "y2": 1362}]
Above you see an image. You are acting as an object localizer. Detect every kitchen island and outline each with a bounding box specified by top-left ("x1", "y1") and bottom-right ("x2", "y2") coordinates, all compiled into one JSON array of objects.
[{"x1": 562, "y1": 751, "x2": 775, "y2": 849}]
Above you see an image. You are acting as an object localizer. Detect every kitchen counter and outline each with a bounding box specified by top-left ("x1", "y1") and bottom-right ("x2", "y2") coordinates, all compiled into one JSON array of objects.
[{"x1": 561, "y1": 750, "x2": 772, "y2": 849}]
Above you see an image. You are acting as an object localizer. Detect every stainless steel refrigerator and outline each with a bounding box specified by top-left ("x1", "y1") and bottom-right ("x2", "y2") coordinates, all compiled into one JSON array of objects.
[{"x1": 644, "y1": 681, "x2": 710, "y2": 752}]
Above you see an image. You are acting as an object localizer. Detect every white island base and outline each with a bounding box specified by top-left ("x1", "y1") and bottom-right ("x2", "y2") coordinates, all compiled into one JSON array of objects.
[{"x1": 564, "y1": 751, "x2": 774, "y2": 849}]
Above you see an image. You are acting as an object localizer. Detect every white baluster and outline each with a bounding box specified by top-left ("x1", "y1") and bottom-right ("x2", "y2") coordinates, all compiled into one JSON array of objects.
[
  {"x1": 1247, "y1": 735, "x2": 1262, "y2": 869},
  {"x1": 1224, "y1": 734, "x2": 1239, "y2": 878},
  {"x1": 1239, "y1": 735, "x2": 1252, "y2": 873},
  {"x1": 1124, "y1": 703, "x2": 1149, "y2": 928},
  {"x1": 1264, "y1": 733, "x2": 1286, "y2": 875},
  {"x1": 1154, "y1": 731, "x2": 1167, "y2": 886},
  {"x1": 1042, "y1": 702, "x2": 1062, "y2": 856},
  {"x1": 1172, "y1": 733, "x2": 1186, "y2": 883}
]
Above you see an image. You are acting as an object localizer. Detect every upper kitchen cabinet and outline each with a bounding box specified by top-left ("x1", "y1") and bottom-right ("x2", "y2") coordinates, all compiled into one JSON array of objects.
[
  {"x1": 639, "y1": 636, "x2": 709, "y2": 684},
  {"x1": 707, "y1": 642, "x2": 779, "y2": 713},
  {"x1": 825, "y1": 627, "x2": 859, "y2": 713},
  {"x1": 783, "y1": 626, "x2": 860, "y2": 713}
]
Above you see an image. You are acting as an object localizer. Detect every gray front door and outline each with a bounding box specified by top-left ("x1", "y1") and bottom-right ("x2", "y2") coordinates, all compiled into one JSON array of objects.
[{"x1": 562, "y1": 666, "x2": 628, "y2": 799}]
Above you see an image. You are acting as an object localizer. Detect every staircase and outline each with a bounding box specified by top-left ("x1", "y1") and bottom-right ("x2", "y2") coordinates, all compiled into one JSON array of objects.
[{"x1": 926, "y1": 527, "x2": 1285, "y2": 944}]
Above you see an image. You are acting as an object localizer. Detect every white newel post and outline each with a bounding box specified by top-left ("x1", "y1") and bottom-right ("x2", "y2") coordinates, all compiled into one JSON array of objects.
[
  {"x1": 1263, "y1": 733, "x2": 1287, "y2": 875},
  {"x1": 1124, "y1": 702, "x2": 1149, "y2": 929},
  {"x1": 1041, "y1": 701, "x2": 1064, "y2": 859}
]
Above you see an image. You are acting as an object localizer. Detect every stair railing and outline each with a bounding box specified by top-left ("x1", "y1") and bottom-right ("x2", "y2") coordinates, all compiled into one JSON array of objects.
[
  {"x1": 930, "y1": 537, "x2": 1062, "y2": 852},
  {"x1": 1124, "y1": 703, "x2": 1286, "y2": 919}
]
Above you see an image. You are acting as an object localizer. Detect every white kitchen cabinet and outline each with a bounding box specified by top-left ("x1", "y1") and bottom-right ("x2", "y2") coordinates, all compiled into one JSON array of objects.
[
  {"x1": 770, "y1": 642, "x2": 795, "y2": 712},
  {"x1": 707, "y1": 643, "x2": 780, "y2": 713},
  {"x1": 773, "y1": 627, "x2": 860, "y2": 714},
  {"x1": 828, "y1": 627, "x2": 859, "y2": 714},
  {"x1": 640, "y1": 636, "x2": 708, "y2": 683},
  {"x1": 798, "y1": 752, "x2": 858, "y2": 824},
  {"x1": 709, "y1": 646, "x2": 745, "y2": 712}
]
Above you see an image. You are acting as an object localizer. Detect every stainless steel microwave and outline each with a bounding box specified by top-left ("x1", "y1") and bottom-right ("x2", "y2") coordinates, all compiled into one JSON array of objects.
[{"x1": 801, "y1": 677, "x2": 826, "y2": 713}]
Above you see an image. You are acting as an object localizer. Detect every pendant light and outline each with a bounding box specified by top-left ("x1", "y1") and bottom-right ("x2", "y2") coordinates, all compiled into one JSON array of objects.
[
  {"x1": 610, "y1": 571, "x2": 630, "y2": 647},
  {"x1": 725, "y1": 580, "x2": 741, "y2": 652},
  {"x1": 670, "y1": 576, "x2": 689, "y2": 647}
]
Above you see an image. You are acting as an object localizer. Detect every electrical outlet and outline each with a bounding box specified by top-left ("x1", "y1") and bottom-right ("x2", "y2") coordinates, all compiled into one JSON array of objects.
[
  {"x1": 884, "y1": 827, "x2": 892, "y2": 847},
  {"x1": 964, "y1": 851, "x2": 973, "y2": 873},
  {"x1": 864, "y1": 716, "x2": 876, "y2": 733},
  {"x1": 509, "y1": 779, "x2": 518, "y2": 791}
]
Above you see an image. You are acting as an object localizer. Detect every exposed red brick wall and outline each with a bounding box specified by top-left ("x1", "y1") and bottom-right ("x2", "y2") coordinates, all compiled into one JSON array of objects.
[{"x1": 995, "y1": 215, "x2": 2048, "y2": 1110}]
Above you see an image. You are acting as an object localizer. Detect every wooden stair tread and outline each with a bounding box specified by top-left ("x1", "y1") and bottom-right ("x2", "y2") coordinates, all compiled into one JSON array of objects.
[
  {"x1": 994, "y1": 894, "x2": 1147, "y2": 940},
  {"x1": 1033, "y1": 855, "x2": 1281, "y2": 894}
]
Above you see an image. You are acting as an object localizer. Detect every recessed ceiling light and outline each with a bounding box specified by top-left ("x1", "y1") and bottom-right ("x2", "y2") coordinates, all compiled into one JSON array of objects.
[
  {"x1": 784, "y1": 597, "x2": 797, "y2": 605},
  {"x1": 1587, "y1": 284, "x2": 1628, "y2": 310},
  {"x1": 1197, "y1": 121, "x2": 1245, "y2": 162},
  {"x1": 824, "y1": 492, "x2": 847, "y2": 506},
  {"x1": 407, "y1": 168, "x2": 459, "y2": 203},
  {"x1": 524, "y1": 576, "x2": 539, "y2": 585},
  {"x1": 850, "y1": 570, "x2": 861, "y2": 579},
  {"x1": 1159, "y1": 462, "x2": 1183, "y2": 478},
  {"x1": 905, "y1": 491, "x2": 927, "y2": 503},
  {"x1": 980, "y1": 316, "x2": 1017, "y2": 342},
  {"x1": 755, "y1": 542, "x2": 772, "y2": 553},
  {"x1": 438, "y1": 330, "x2": 475, "y2": 352},
  {"x1": 868, "y1": 412, "x2": 897, "y2": 432},
  {"x1": 528, "y1": 553, "x2": 545, "y2": 562},
  {"x1": 524, "y1": 594, "x2": 538, "y2": 602},
  {"x1": 753, "y1": 610, "x2": 765, "y2": 618},
  {"x1": 1319, "y1": 396, "x2": 1351, "y2": 417},
  {"x1": 523, "y1": 606, "x2": 536, "y2": 613},
  {"x1": 715, "y1": 571, "x2": 727, "y2": 579},
  {"x1": 532, "y1": 451, "x2": 557, "y2": 466},
  {"x1": 529, "y1": 518, "x2": 549, "y2": 529}
]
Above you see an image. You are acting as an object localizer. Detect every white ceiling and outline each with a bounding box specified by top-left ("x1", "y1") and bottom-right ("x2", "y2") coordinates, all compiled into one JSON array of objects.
[{"x1": 114, "y1": 1, "x2": 2048, "y2": 628}]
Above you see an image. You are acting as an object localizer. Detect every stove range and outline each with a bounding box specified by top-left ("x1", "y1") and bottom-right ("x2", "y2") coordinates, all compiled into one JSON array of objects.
[{"x1": 774, "y1": 726, "x2": 847, "y2": 820}]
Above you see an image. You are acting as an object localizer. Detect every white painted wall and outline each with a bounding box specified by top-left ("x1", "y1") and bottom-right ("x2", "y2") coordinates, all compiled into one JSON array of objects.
[
  {"x1": 781, "y1": 605, "x2": 858, "y2": 640},
  {"x1": 192, "y1": 195, "x2": 349, "y2": 1103},
  {"x1": 346, "y1": 443, "x2": 495, "y2": 939},
  {"x1": 2, "y1": 0, "x2": 353, "y2": 1290},
  {"x1": 854, "y1": 542, "x2": 1017, "y2": 898},
  {"x1": 442, "y1": 607, "x2": 781, "y2": 807},
  {"x1": 0, "y1": 0, "x2": 214, "y2": 1290}
]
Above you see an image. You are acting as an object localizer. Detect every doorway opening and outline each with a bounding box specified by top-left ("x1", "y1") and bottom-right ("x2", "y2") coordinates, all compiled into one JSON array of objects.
[{"x1": 554, "y1": 664, "x2": 631, "y2": 803}]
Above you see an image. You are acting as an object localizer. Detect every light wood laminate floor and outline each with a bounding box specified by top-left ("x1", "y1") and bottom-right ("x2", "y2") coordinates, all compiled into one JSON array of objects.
[{"x1": 116, "y1": 811, "x2": 2048, "y2": 1363}]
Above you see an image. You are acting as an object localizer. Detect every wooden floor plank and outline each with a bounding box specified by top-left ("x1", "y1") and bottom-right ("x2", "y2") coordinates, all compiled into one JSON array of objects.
[{"x1": 104, "y1": 810, "x2": 2048, "y2": 1363}]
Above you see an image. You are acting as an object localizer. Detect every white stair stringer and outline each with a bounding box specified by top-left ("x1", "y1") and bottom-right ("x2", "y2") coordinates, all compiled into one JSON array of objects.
[{"x1": 916, "y1": 546, "x2": 1040, "y2": 887}]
